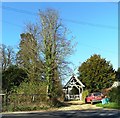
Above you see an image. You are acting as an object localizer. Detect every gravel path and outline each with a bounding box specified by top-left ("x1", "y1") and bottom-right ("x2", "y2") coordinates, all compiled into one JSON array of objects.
[{"x1": 57, "y1": 100, "x2": 102, "y2": 111}]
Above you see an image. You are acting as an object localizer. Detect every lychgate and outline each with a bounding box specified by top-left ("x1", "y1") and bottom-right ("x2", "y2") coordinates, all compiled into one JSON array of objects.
[{"x1": 63, "y1": 75, "x2": 85, "y2": 100}]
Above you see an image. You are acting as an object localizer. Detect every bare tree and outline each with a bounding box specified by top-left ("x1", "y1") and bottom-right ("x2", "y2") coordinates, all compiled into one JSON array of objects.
[
  {"x1": 1, "y1": 44, "x2": 15, "y2": 71},
  {"x1": 38, "y1": 9, "x2": 74, "y2": 97},
  {"x1": 17, "y1": 9, "x2": 74, "y2": 103}
]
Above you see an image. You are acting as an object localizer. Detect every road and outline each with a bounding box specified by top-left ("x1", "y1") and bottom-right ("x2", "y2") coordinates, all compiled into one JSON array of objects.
[
  {"x1": 2, "y1": 109, "x2": 120, "y2": 118},
  {"x1": 1, "y1": 101, "x2": 120, "y2": 118}
]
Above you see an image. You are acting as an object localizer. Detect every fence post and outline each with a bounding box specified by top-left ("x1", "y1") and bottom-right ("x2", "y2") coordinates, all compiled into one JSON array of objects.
[
  {"x1": 32, "y1": 95, "x2": 35, "y2": 102},
  {"x1": 0, "y1": 94, "x2": 2, "y2": 112},
  {"x1": 13, "y1": 94, "x2": 17, "y2": 111},
  {"x1": 6, "y1": 94, "x2": 8, "y2": 111},
  {"x1": 2, "y1": 94, "x2": 5, "y2": 112}
]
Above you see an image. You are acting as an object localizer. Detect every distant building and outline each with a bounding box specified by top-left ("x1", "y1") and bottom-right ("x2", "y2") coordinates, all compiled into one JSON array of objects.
[{"x1": 63, "y1": 75, "x2": 85, "y2": 100}]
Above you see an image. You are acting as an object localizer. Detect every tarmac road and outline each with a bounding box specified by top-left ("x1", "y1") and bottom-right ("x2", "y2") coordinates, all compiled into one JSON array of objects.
[{"x1": 2, "y1": 109, "x2": 120, "y2": 118}]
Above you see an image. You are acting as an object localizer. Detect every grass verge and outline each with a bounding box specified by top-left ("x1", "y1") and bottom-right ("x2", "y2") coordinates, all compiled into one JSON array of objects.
[{"x1": 96, "y1": 102, "x2": 120, "y2": 110}]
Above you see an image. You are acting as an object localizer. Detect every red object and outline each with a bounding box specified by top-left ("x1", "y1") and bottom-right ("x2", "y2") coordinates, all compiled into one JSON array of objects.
[{"x1": 85, "y1": 92, "x2": 103, "y2": 104}]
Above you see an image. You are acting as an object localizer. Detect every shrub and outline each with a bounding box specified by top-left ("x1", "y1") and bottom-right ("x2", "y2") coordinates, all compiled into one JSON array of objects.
[
  {"x1": 108, "y1": 86, "x2": 120, "y2": 105},
  {"x1": 82, "y1": 90, "x2": 89, "y2": 102},
  {"x1": 14, "y1": 105, "x2": 49, "y2": 111},
  {"x1": 13, "y1": 81, "x2": 47, "y2": 95},
  {"x1": 5, "y1": 81, "x2": 50, "y2": 111}
]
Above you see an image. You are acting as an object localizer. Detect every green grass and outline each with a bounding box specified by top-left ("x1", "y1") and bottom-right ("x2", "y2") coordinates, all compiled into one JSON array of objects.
[{"x1": 96, "y1": 102, "x2": 120, "y2": 109}]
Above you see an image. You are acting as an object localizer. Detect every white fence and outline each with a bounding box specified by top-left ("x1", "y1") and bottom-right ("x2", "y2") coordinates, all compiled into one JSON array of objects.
[{"x1": 65, "y1": 94, "x2": 82, "y2": 100}]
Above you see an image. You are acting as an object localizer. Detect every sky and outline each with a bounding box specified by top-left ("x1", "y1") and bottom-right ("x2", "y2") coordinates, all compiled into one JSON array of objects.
[{"x1": 1, "y1": 2, "x2": 118, "y2": 84}]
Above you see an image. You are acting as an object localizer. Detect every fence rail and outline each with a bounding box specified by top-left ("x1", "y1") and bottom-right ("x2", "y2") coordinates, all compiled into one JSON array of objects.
[{"x1": 65, "y1": 94, "x2": 81, "y2": 100}]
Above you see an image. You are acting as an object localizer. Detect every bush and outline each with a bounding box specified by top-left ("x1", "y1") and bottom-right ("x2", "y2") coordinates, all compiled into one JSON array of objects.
[
  {"x1": 14, "y1": 105, "x2": 49, "y2": 111},
  {"x1": 2, "y1": 65, "x2": 28, "y2": 93},
  {"x1": 13, "y1": 81, "x2": 47, "y2": 94},
  {"x1": 108, "y1": 86, "x2": 120, "y2": 105},
  {"x1": 4, "y1": 81, "x2": 50, "y2": 111},
  {"x1": 82, "y1": 90, "x2": 89, "y2": 102},
  {"x1": 3, "y1": 93, "x2": 51, "y2": 112}
]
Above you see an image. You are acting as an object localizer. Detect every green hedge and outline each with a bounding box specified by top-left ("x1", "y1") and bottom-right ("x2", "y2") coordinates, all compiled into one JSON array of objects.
[{"x1": 108, "y1": 86, "x2": 120, "y2": 105}]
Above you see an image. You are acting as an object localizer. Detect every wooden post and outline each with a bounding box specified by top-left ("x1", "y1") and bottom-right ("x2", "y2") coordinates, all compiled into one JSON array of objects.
[{"x1": 78, "y1": 88, "x2": 81, "y2": 100}]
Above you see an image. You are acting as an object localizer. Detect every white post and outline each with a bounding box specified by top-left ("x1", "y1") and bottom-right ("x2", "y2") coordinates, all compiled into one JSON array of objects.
[
  {"x1": 79, "y1": 88, "x2": 81, "y2": 100},
  {"x1": 81, "y1": 87, "x2": 83, "y2": 101}
]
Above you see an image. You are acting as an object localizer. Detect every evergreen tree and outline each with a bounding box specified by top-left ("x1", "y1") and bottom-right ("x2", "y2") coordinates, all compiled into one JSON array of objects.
[
  {"x1": 17, "y1": 33, "x2": 43, "y2": 81},
  {"x1": 78, "y1": 54, "x2": 116, "y2": 92}
]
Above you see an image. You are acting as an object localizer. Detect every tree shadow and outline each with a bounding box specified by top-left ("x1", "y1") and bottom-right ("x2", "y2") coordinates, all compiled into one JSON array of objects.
[{"x1": 61, "y1": 100, "x2": 85, "y2": 106}]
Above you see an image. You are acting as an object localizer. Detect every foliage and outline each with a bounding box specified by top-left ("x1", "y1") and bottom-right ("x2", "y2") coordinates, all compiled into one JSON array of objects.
[
  {"x1": 2, "y1": 8, "x2": 74, "y2": 108},
  {"x1": 96, "y1": 102, "x2": 120, "y2": 109},
  {"x1": 13, "y1": 81, "x2": 47, "y2": 94},
  {"x1": 108, "y1": 86, "x2": 120, "y2": 105},
  {"x1": 2, "y1": 65, "x2": 27, "y2": 93},
  {"x1": 0, "y1": 71, "x2": 2, "y2": 93},
  {"x1": 1, "y1": 44, "x2": 15, "y2": 71},
  {"x1": 17, "y1": 33, "x2": 43, "y2": 81},
  {"x1": 16, "y1": 9, "x2": 74, "y2": 106},
  {"x1": 78, "y1": 54, "x2": 116, "y2": 92},
  {"x1": 82, "y1": 90, "x2": 89, "y2": 102},
  {"x1": 14, "y1": 105, "x2": 49, "y2": 111},
  {"x1": 115, "y1": 68, "x2": 120, "y2": 81},
  {"x1": 3, "y1": 81, "x2": 50, "y2": 112},
  {"x1": 3, "y1": 93, "x2": 50, "y2": 112}
]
